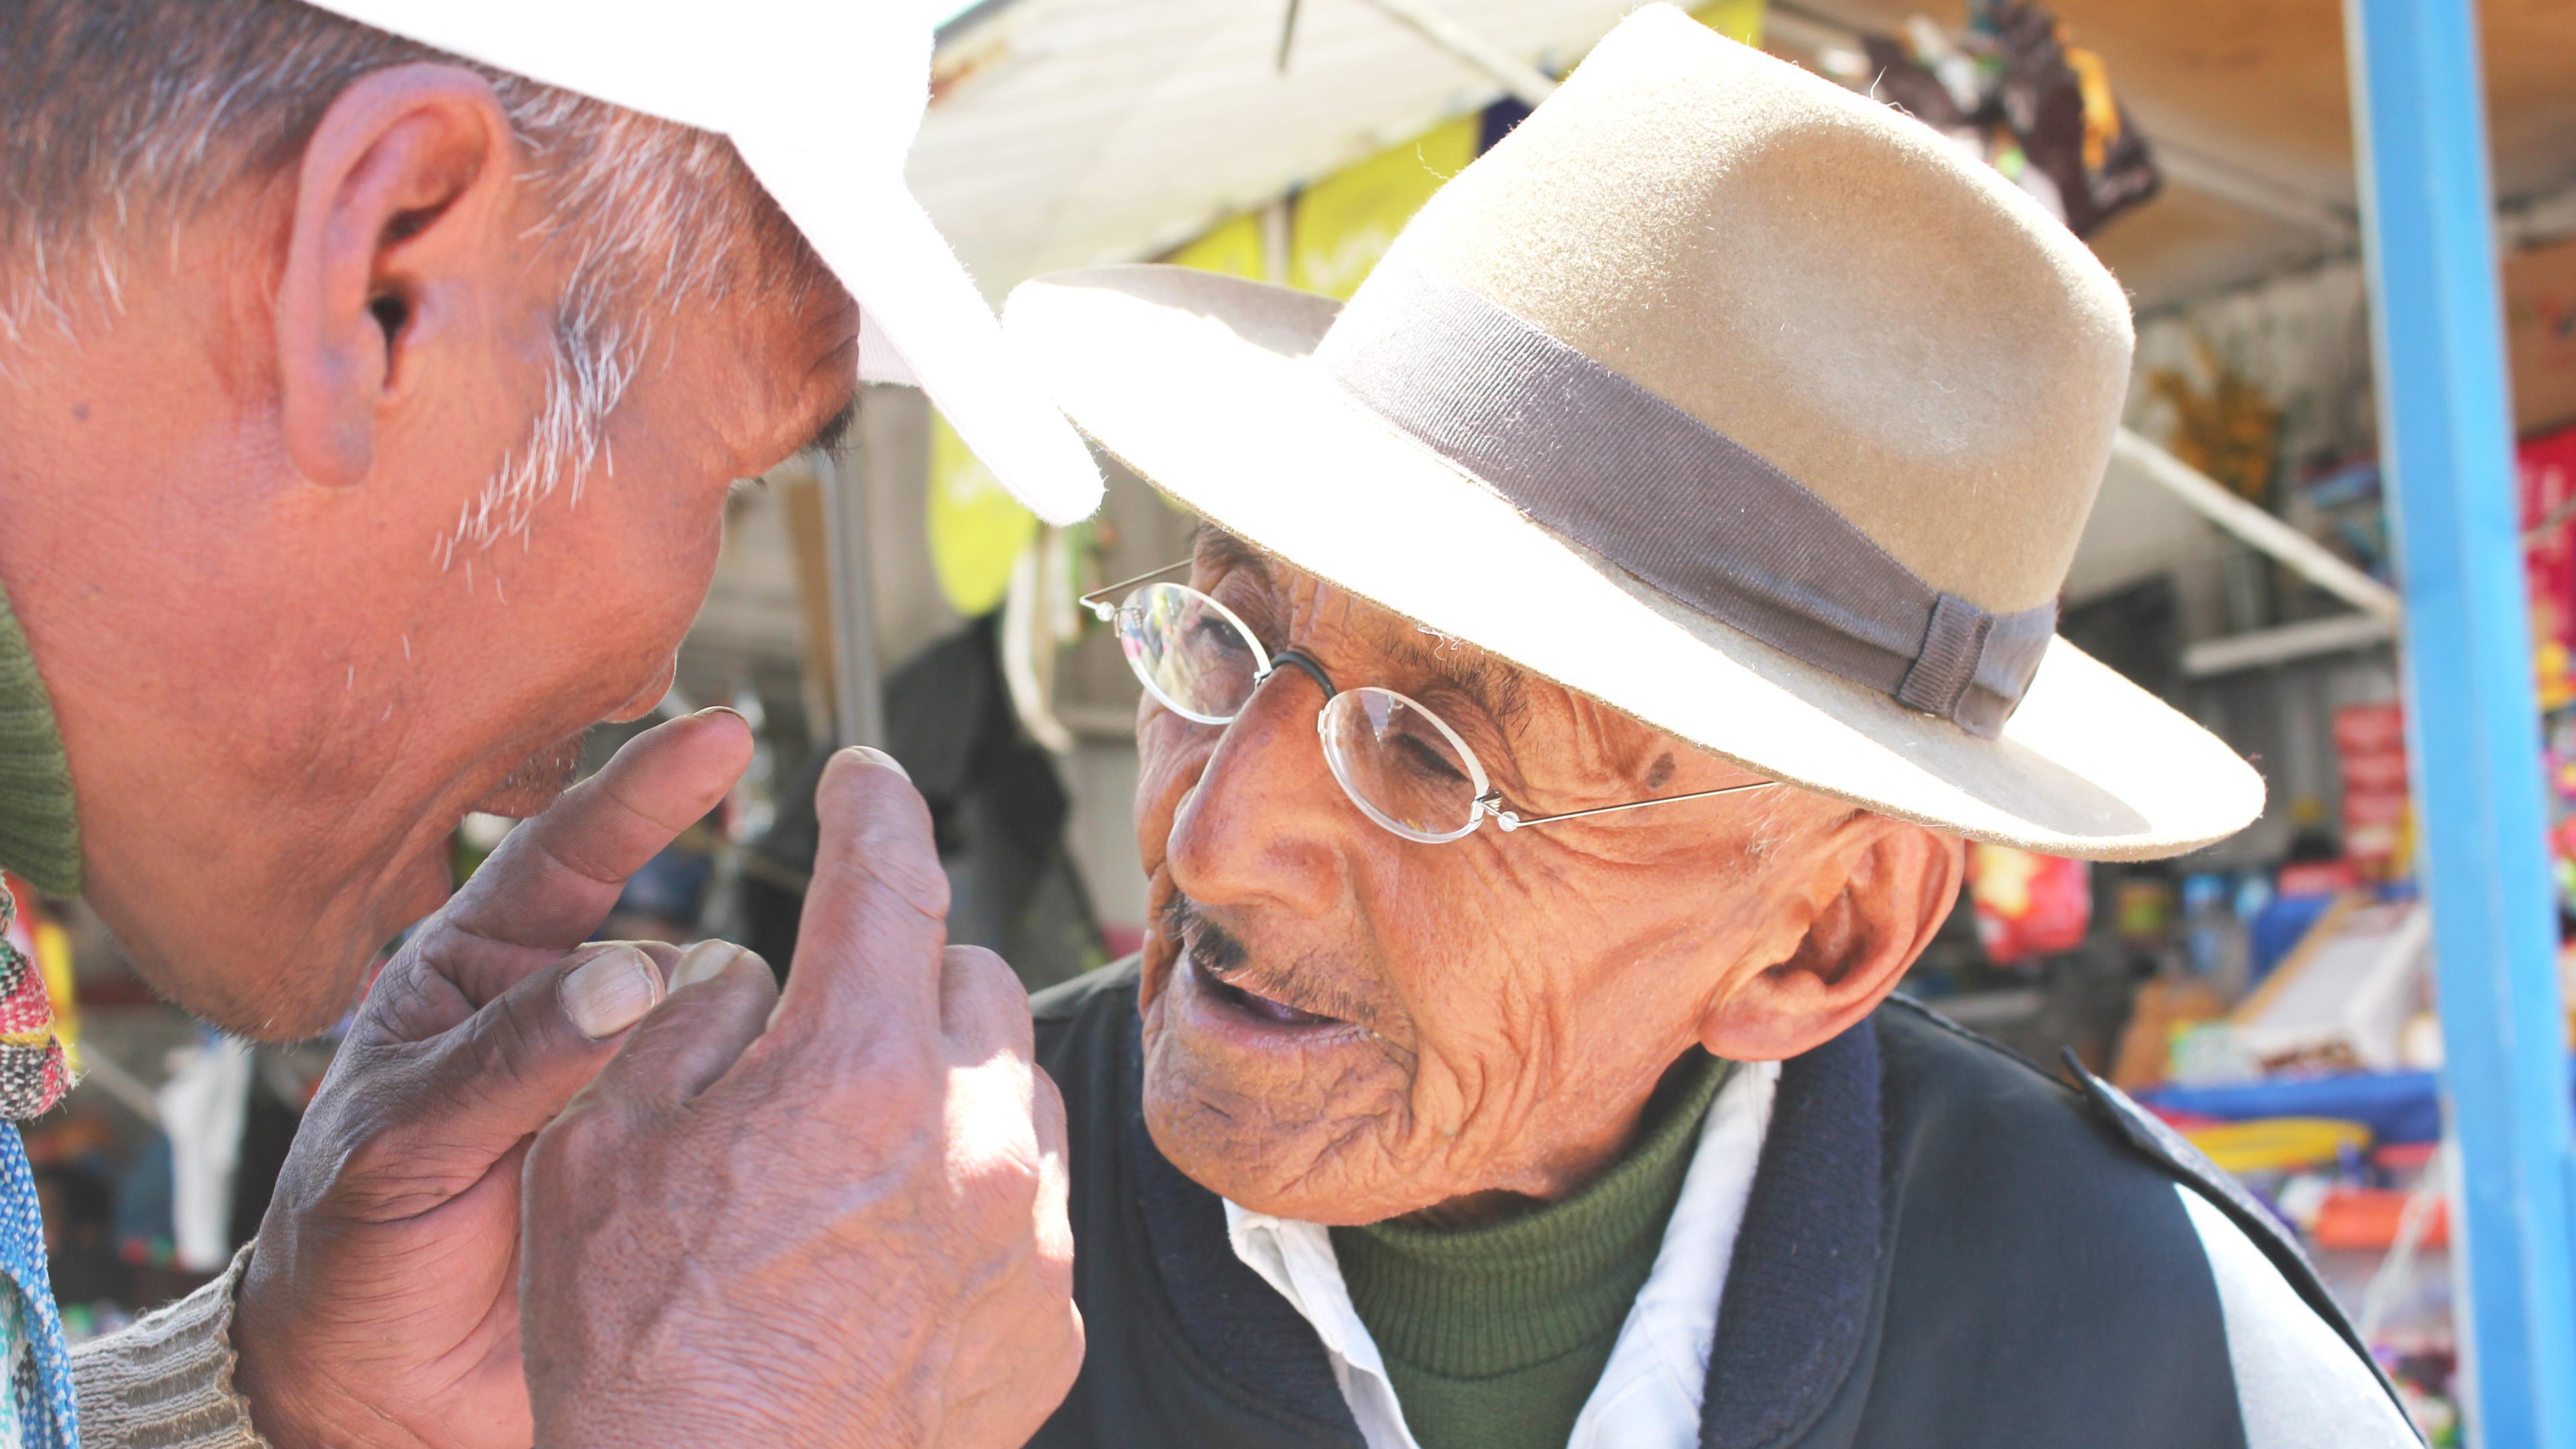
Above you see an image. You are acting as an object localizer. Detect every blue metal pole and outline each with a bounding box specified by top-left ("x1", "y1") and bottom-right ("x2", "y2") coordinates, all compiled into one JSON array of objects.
[{"x1": 2345, "y1": 0, "x2": 2576, "y2": 1441}]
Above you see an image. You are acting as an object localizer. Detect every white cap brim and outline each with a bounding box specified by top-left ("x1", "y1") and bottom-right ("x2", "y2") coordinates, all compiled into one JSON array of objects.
[{"x1": 296, "y1": 0, "x2": 1104, "y2": 526}]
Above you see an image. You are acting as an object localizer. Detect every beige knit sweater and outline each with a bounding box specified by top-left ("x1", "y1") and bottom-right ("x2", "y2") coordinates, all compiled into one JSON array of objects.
[{"x1": 70, "y1": 1246, "x2": 265, "y2": 1448}]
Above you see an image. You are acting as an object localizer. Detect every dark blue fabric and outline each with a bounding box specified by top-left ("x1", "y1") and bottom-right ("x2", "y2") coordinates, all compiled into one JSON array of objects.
[{"x1": 1699, "y1": 1022, "x2": 1882, "y2": 1449}]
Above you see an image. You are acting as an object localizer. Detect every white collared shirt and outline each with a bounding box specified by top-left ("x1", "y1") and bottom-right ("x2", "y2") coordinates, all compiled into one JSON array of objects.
[{"x1": 1223, "y1": 1060, "x2": 1782, "y2": 1449}]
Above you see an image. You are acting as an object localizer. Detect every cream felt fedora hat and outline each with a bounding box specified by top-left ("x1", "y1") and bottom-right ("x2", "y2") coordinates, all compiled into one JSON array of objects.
[
  {"x1": 301, "y1": 0, "x2": 1103, "y2": 525},
  {"x1": 1006, "y1": 5, "x2": 2262, "y2": 861}
]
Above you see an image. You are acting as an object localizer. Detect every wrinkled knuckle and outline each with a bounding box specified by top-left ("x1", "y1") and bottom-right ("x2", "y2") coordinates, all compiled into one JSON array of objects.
[
  {"x1": 957, "y1": 1136, "x2": 1047, "y2": 1221},
  {"x1": 462, "y1": 991, "x2": 543, "y2": 1090},
  {"x1": 332, "y1": 1110, "x2": 410, "y2": 1188},
  {"x1": 362, "y1": 953, "x2": 445, "y2": 1028}
]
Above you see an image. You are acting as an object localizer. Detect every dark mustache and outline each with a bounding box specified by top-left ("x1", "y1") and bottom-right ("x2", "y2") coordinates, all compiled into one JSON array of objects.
[
  {"x1": 1159, "y1": 896, "x2": 1405, "y2": 1056},
  {"x1": 1160, "y1": 894, "x2": 1246, "y2": 976},
  {"x1": 1161, "y1": 894, "x2": 1367, "y2": 1022}
]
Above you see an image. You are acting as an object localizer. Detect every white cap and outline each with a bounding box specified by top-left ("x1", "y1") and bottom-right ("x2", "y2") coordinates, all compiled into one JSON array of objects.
[{"x1": 297, "y1": 0, "x2": 1104, "y2": 525}]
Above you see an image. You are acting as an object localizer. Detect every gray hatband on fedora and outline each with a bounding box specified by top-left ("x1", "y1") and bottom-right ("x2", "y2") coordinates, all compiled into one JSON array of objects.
[
  {"x1": 1320, "y1": 262, "x2": 2056, "y2": 738},
  {"x1": 1004, "y1": 5, "x2": 2266, "y2": 861}
]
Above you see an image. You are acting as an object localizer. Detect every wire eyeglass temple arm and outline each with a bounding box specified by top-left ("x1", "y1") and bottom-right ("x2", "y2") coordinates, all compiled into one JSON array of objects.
[
  {"x1": 1079, "y1": 559, "x2": 1196, "y2": 621},
  {"x1": 1478, "y1": 780, "x2": 1778, "y2": 832}
]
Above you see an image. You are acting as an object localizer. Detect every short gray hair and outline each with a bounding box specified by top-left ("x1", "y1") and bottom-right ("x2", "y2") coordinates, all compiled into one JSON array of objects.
[{"x1": 0, "y1": 0, "x2": 830, "y2": 557}]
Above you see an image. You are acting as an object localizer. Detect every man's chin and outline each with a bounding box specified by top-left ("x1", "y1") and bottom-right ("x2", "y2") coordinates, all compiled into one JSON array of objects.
[
  {"x1": 1140, "y1": 1006, "x2": 1430, "y2": 1227},
  {"x1": 113, "y1": 926, "x2": 382, "y2": 1043},
  {"x1": 472, "y1": 733, "x2": 590, "y2": 818},
  {"x1": 109, "y1": 847, "x2": 442, "y2": 1042}
]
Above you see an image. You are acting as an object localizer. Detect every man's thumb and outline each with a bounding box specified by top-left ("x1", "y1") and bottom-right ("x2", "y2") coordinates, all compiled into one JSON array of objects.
[
  {"x1": 409, "y1": 941, "x2": 674, "y2": 1159},
  {"x1": 558, "y1": 943, "x2": 669, "y2": 1040}
]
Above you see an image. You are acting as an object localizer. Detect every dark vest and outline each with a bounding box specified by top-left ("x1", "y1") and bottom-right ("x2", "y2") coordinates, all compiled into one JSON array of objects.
[{"x1": 1028, "y1": 961, "x2": 2407, "y2": 1449}]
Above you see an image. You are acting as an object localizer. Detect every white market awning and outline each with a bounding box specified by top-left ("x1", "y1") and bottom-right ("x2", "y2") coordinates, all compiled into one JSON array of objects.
[{"x1": 914, "y1": 0, "x2": 1639, "y2": 299}]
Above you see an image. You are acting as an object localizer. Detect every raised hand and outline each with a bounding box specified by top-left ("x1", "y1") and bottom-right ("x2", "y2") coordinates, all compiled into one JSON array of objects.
[
  {"x1": 517, "y1": 747, "x2": 1083, "y2": 1448},
  {"x1": 232, "y1": 709, "x2": 755, "y2": 1449}
]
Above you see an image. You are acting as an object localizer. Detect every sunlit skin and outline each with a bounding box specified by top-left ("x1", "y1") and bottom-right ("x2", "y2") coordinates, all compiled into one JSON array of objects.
[
  {"x1": 0, "y1": 65, "x2": 855, "y2": 1038},
  {"x1": 1134, "y1": 531, "x2": 1970, "y2": 1226}
]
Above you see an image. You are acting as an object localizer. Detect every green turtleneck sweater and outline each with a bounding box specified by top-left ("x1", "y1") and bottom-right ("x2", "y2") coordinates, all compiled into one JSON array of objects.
[
  {"x1": 1331, "y1": 1051, "x2": 1731, "y2": 1449},
  {"x1": 0, "y1": 584, "x2": 78, "y2": 896}
]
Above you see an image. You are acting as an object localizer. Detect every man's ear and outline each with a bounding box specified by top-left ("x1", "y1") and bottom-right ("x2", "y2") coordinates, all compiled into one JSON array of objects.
[
  {"x1": 1697, "y1": 818, "x2": 1965, "y2": 1061},
  {"x1": 276, "y1": 64, "x2": 517, "y2": 488}
]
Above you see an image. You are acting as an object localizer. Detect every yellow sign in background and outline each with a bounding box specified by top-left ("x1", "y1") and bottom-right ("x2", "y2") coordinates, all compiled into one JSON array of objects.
[
  {"x1": 928, "y1": 411, "x2": 1040, "y2": 616},
  {"x1": 1167, "y1": 209, "x2": 1268, "y2": 280},
  {"x1": 1289, "y1": 115, "x2": 1479, "y2": 300}
]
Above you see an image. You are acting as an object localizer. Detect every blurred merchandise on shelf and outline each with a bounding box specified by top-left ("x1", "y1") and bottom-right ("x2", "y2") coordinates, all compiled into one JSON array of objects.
[
  {"x1": 2253, "y1": 800, "x2": 2353, "y2": 981},
  {"x1": 2288, "y1": 457, "x2": 2394, "y2": 583},
  {"x1": 2145, "y1": 339, "x2": 2284, "y2": 507},
  {"x1": 2232, "y1": 900, "x2": 2430, "y2": 1075},
  {"x1": 2181, "y1": 1115, "x2": 2368, "y2": 1175},
  {"x1": 2181, "y1": 874, "x2": 2253, "y2": 1001},
  {"x1": 2520, "y1": 424, "x2": 2576, "y2": 656},
  {"x1": 2334, "y1": 701, "x2": 2412, "y2": 881},
  {"x1": 2111, "y1": 875, "x2": 2176, "y2": 947},
  {"x1": 1853, "y1": 0, "x2": 2159, "y2": 237},
  {"x1": 2506, "y1": 235, "x2": 2576, "y2": 435},
  {"x1": 1965, "y1": 843, "x2": 2092, "y2": 965},
  {"x1": 2110, "y1": 970, "x2": 2226, "y2": 1089}
]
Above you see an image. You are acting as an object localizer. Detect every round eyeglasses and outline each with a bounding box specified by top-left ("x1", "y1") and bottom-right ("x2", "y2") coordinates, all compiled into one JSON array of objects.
[{"x1": 1084, "y1": 564, "x2": 1775, "y2": 845}]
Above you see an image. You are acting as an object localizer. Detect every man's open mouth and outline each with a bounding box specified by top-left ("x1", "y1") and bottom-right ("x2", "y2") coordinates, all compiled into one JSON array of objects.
[{"x1": 1188, "y1": 950, "x2": 1346, "y2": 1029}]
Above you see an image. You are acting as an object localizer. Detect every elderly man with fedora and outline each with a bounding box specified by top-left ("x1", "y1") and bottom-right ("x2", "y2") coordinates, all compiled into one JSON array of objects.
[
  {"x1": 1003, "y1": 10, "x2": 2420, "y2": 1448},
  {"x1": 0, "y1": 1, "x2": 1093, "y2": 1446}
]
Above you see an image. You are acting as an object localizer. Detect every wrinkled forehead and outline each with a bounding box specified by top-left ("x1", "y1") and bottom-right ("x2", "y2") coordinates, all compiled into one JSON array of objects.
[{"x1": 1188, "y1": 523, "x2": 1574, "y2": 745}]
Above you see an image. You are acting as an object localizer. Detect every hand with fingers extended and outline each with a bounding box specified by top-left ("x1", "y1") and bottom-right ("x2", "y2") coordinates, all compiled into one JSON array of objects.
[
  {"x1": 229, "y1": 709, "x2": 761, "y2": 1449},
  {"x1": 519, "y1": 745, "x2": 1082, "y2": 1449}
]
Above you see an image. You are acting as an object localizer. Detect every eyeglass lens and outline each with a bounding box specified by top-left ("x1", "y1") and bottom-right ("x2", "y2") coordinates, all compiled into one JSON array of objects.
[
  {"x1": 1318, "y1": 689, "x2": 1489, "y2": 843},
  {"x1": 1115, "y1": 583, "x2": 1270, "y2": 724},
  {"x1": 1118, "y1": 583, "x2": 1493, "y2": 844}
]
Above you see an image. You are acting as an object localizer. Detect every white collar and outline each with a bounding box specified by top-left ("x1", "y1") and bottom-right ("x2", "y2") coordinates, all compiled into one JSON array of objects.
[{"x1": 1224, "y1": 1059, "x2": 1782, "y2": 1449}]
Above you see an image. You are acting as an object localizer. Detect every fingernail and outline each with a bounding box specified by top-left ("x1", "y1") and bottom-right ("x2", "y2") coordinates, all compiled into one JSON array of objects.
[
  {"x1": 669, "y1": 938, "x2": 745, "y2": 991},
  {"x1": 694, "y1": 705, "x2": 749, "y2": 725},
  {"x1": 845, "y1": 745, "x2": 910, "y2": 782},
  {"x1": 561, "y1": 945, "x2": 663, "y2": 1040}
]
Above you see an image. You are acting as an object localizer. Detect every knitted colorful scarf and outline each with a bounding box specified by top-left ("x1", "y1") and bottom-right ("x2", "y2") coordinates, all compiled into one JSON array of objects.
[
  {"x1": 0, "y1": 892, "x2": 66, "y2": 1121},
  {"x1": 0, "y1": 585, "x2": 76, "y2": 1122}
]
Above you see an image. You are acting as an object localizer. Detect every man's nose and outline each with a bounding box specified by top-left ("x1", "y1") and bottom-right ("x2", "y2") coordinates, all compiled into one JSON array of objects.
[{"x1": 1165, "y1": 665, "x2": 1350, "y2": 918}]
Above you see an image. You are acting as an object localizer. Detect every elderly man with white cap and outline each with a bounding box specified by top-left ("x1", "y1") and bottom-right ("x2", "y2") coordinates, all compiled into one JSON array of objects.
[
  {"x1": 0, "y1": 1, "x2": 1091, "y2": 1446},
  {"x1": 1001, "y1": 10, "x2": 2420, "y2": 1448}
]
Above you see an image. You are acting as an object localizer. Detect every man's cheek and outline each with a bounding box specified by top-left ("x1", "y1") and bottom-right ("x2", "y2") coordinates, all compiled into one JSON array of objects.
[{"x1": 1132, "y1": 714, "x2": 1216, "y2": 875}]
